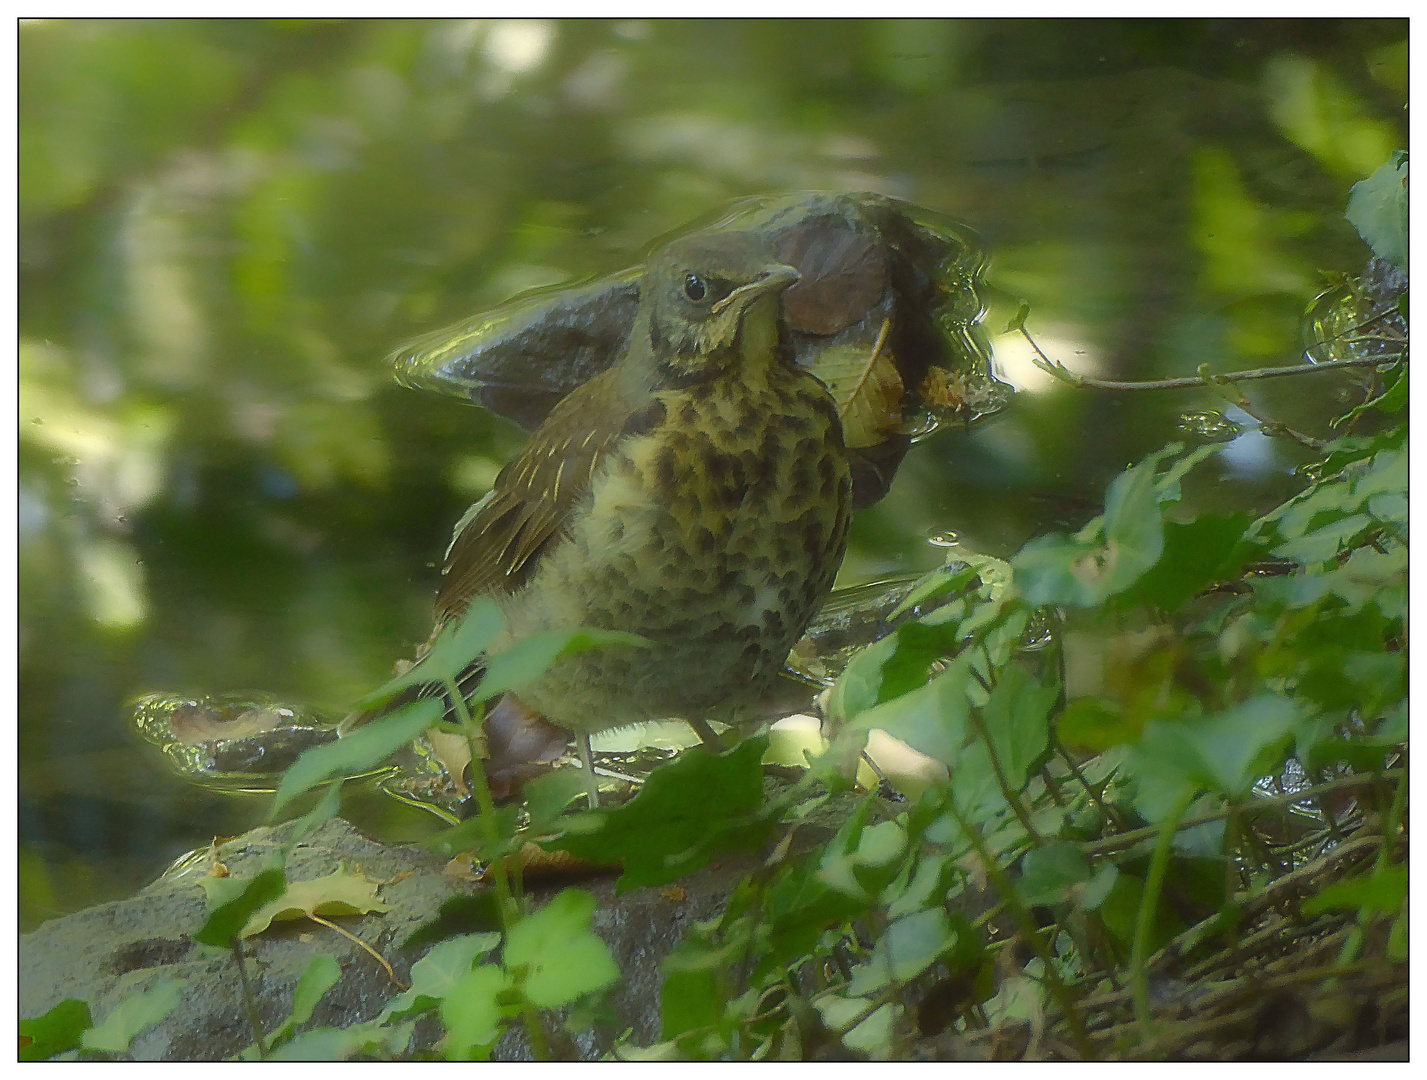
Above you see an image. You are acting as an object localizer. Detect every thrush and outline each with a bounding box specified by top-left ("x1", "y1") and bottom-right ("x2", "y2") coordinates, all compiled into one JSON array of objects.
[{"x1": 425, "y1": 229, "x2": 854, "y2": 797}]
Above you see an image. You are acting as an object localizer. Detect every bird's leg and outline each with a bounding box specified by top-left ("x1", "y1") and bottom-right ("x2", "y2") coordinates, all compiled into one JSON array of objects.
[
  {"x1": 686, "y1": 716, "x2": 725, "y2": 751},
  {"x1": 576, "y1": 732, "x2": 600, "y2": 809}
]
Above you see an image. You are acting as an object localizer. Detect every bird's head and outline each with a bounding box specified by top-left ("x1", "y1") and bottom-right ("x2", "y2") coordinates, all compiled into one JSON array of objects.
[{"x1": 631, "y1": 231, "x2": 801, "y2": 386}]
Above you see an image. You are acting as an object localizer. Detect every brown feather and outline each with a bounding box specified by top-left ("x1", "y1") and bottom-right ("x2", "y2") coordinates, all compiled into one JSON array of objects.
[{"x1": 435, "y1": 367, "x2": 636, "y2": 624}]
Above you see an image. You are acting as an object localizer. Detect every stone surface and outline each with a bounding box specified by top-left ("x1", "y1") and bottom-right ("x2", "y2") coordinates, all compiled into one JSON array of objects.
[{"x1": 17, "y1": 816, "x2": 762, "y2": 1061}]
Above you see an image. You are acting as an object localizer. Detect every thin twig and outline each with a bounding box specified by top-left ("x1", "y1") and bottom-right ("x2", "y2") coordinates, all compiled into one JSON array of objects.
[
  {"x1": 306, "y1": 912, "x2": 407, "y2": 990},
  {"x1": 1020, "y1": 326, "x2": 1400, "y2": 392},
  {"x1": 1079, "y1": 769, "x2": 1399, "y2": 857}
]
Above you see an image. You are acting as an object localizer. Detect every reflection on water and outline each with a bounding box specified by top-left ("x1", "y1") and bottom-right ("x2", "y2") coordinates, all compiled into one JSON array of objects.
[{"x1": 17, "y1": 19, "x2": 1406, "y2": 930}]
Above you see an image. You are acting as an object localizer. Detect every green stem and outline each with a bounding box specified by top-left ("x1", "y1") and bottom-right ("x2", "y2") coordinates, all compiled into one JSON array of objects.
[
  {"x1": 942, "y1": 795, "x2": 1093, "y2": 1058},
  {"x1": 1130, "y1": 785, "x2": 1195, "y2": 1047},
  {"x1": 233, "y1": 939, "x2": 268, "y2": 1061},
  {"x1": 968, "y1": 709, "x2": 1043, "y2": 845},
  {"x1": 442, "y1": 678, "x2": 551, "y2": 1061},
  {"x1": 1337, "y1": 762, "x2": 1408, "y2": 968}
]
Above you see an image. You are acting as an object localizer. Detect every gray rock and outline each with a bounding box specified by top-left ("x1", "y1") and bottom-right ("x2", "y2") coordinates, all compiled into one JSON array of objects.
[{"x1": 18, "y1": 816, "x2": 756, "y2": 1061}]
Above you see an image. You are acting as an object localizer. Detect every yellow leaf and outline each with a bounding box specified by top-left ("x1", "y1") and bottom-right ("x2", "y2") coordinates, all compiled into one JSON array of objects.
[
  {"x1": 240, "y1": 869, "x2": 389, "y2": 938},
  {"x1": 814, "y1": 319, "x2": 904, "y2": 449}
]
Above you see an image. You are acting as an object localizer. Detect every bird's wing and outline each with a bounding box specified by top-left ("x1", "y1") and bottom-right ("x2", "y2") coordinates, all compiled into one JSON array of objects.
[{"x1": 435, "y1": 368, "x2": 652, "y2": 625}]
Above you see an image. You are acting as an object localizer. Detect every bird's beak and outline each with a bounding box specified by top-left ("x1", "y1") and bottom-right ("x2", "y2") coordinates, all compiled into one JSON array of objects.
[{"x1": 711, "y1": 263, "x2": 802, "y2": 315}]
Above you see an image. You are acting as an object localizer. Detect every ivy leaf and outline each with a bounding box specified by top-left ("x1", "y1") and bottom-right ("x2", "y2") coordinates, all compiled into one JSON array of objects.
[
  {"x1": 981, "y1": 664, "x2": 1057, "y2": 791},
  {"x1": 439, "y1": 965, "x2": 508, "y2": 1061},
  {"x1": 381, "y1": 932, "x2": 502, "y2": 1022},
  {"x1": 523, "y1": 768, "x2": 597, "y2": 833},
  {"x1": 846, "y1": 907, "x2": 957, "y2": 993},
  {"x1": 19, "y1": 999, "x2": 93, "y2": 1062},
  {"x1": 843, "y1": 653, "x2": 978, "y2": 768},
  {"x1": 543, "y1": 737, "x2": 772, "y2": 890},
  {"x1": 1345, "y1": 151, "x2": 1408, "y2": 273},
  {"x1": 504, "y1": 888, "x2": 619, "y2": 1008},
  {"x1": 260, "y1": 954, "x2": 342, "y2": 1053},
  {"x1": 267, "y1": 1021, "x2": 409, "y2": 1061},
  {"x1": 1136, "y1": 511, "x2": 1259, "y2": 612},
  {"x1": 476, "y1": 627, "x2": 651, "y2": 705},
  {"x1": 1129, "y1": 696, "x2": 1299, "y2": 820},
  {"x1": 358, "y1": 597, "x2": 504, "y2": 708},
  {"x1": 1302, "y1": 866, "x2": 1408, "y2": 917},
  {"x1": 1057, "y1": 697, "x2": 1139, "y2": 752},
  {"x1": 195, "y1": 865, "x2": 287, "y2": 947},
  {"x1": 1018, "y1": 841, "x2": 1092, "y2": 906},
  {"x1": 271, "y1": 697, "x2": 443, "y2": 817},
  {"x1": 659, "y1": 964, "x2": 724, "y2": 1042},
  {"x1": 1014, "y1": 445, "x2": 1215, "y2": 606},
  {"x1": 80, "y1": 978, "x2": 186, "y2": 1054}
]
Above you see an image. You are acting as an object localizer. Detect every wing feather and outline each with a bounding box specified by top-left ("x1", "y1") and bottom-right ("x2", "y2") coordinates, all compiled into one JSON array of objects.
[{"x1": 435, "y1": 369, "x2": 635, "y2": 625}]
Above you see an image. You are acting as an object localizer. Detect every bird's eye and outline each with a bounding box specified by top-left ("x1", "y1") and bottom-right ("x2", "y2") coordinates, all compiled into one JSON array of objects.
[{"x1": 683, "y1": 273, "x2": 708, "y2": 302}]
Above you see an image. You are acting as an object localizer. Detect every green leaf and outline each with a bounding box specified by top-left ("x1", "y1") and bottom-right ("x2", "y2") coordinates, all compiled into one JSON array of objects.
[
  {"x1": 1003, "y1": 301, "x2": 1031, "y2": 333},
  {"x1": 843, "y1": 1002, "x2": 900, "y2": 1057},
  {"x1": 818, "y1": 815, "x2": 908, "y2": 900},
  {"x1": 981, "y1": 664, "x2": 1057, "y2": 791},
  {"x1": 195, "y1": 865, "x2": 287, "y2": 947},
  {"x1": 1333, "y1": 366, "x2": 1407, "y2": 430},
  {"x1": 1302, "y1": 866, "x2": 1408, "y2": 917},
  {"x1": 381, "y1": 932, "x2": 502, "y2": 1022},
  {"x1": 475, "y1": 627, "x2": 651, "y2": 705},
  {"x1": 847, "y1": 907, "x2": 957, "y2": 994},
  {"x1": 1345, "y1": 151, "x2": 1408, "y2": 272},
  {"x1": 523, "y1": 768, "x2": 597, "y2": 833},
  {"x1": 287, "y1": 780, "x2": 345, "y2": 846},
  {"x1": 504, "y1": 888, "x2": 619, "y2": 1008},
  {"x1": 543, "y1": 737, "x2": 772, "y2": 890},
  {"x1": 1387, "y1": 911, "x2": 1408, "y2": 962},
  {"x1": 1137, "y1": 512, "x2": 1259, "y2": 612},
  {"x1": 439, "y1": 965, "x2": 507, "y2": 1061},
  {"x1": 20, "y1": 999, "x2": 93, "y2": 1062},
  {"x1": 1018, "y1": 841, "x2": 1092, "y2": 906},
  {"x1": 659, "y1": 966, "x2": 723, "y2": 1041},
  {"x1": 267, "y1": 1022, "x2": 403, "y2": 1061},
  {"x1": 843, "y1": 654, "x2": 976, "y2": 768},
  {"x1": 886, "y1": 853, "x2": 950, "y2": 920},
  {"x1": 81, "y1": 978, "x2": 185, "y2": 1054},
  {"x1": 1129, "y1": 696, "x2": 1298, "y2": 819},
  {"x1": 359, "y1": 598, "x2": 504, "y2": 708},
  {"x1": 813, "y1": 993, "x2": 902, "y2": 1056},
  {"x1": 1057, "y1": 697, "x2": 1138, "y2": 752},
  {"x1": 1014, "y1": 445, "x2": 1216, "y2": 607},
  {"x1": 271, "y1": 697, "x2": 443, "y2": 816},
  {"x1": 266, "y1": 954, "x2": 342, "y2": 1050},
  {"x1": 1078, "y1": 865, "x2": 1120, "y2": 912}
]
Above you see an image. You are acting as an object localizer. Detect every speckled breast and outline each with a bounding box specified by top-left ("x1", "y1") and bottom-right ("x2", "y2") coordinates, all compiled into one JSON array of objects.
[{"x1": 508, "y1": 364, "x2": 852, "y2": 731}]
